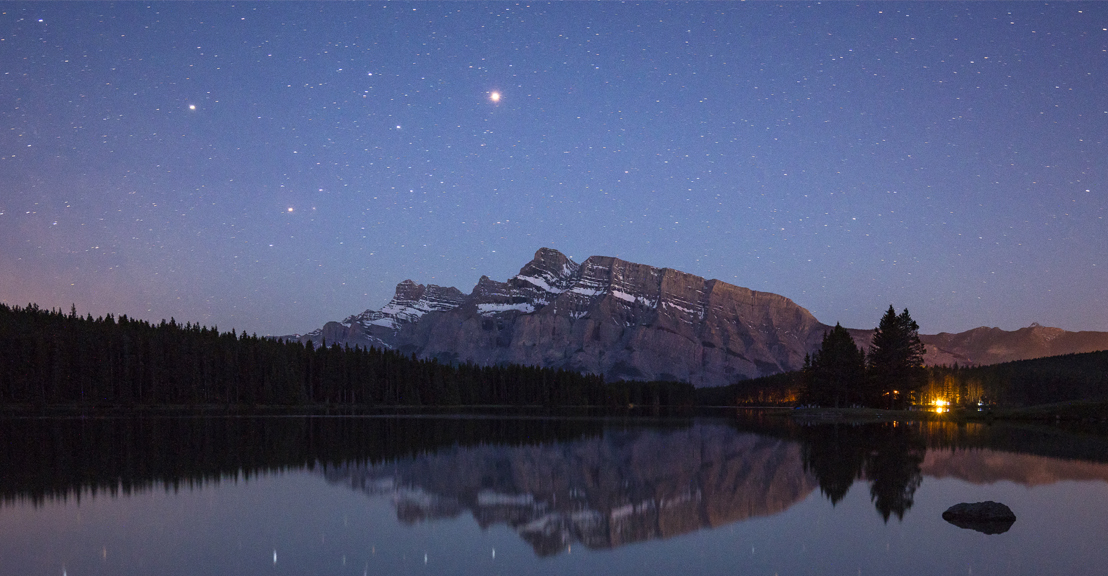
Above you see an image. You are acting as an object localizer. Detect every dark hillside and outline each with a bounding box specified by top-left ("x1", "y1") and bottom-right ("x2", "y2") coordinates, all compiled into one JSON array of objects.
[{"x1": 924, "y1": 350, "x2": 1108, "y2": 408}]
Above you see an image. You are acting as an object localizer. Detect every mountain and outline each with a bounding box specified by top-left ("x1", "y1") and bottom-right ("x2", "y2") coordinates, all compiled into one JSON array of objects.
[
  {"x1": 919, "y1": 323, "x2": 1108, "y2": 367},
  {"x1": 288, "y1": 248, "x2": 830, "y2": 387},
  {"x1": 296, "y1": 280, "x2": 467, "y2": 350},
  {"x1": 287, "y1": 248, "x2": 1108, "y2": 386}
]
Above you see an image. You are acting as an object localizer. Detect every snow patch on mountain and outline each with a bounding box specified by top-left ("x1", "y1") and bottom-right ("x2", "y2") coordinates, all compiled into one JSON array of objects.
[
  {"x1": 478, "y1": 302, "x2": 536, "y2": 316},
  {"x1": 611, "y1": 289, "x2": 658, "y2": 308},
  {"x1": 570, "y1": 286, "x2": 605, "y2": 297},
  {"x1": 515, "y1": 275, "x2": 566, "y2": 294}
]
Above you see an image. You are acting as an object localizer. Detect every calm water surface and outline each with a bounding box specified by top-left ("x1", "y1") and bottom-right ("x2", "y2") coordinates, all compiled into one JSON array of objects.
[{"x1": 2, "y1": 415, "x2": 1107, "y2": 575}]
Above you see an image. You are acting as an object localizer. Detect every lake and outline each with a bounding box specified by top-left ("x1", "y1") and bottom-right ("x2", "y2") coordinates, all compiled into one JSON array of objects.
[{"x1": 2, "y1": 413, "x2": 1107, "y2": 575}]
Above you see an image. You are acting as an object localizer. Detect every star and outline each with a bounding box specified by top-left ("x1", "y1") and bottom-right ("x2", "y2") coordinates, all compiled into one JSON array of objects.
[{"x1": 4, "y1": 2, "x2": 1104, "y2": 338}]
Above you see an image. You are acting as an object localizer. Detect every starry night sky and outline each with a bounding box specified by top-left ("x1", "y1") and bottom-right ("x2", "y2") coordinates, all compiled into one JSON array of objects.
[{"x1": 2, "y1": 2, "x2": 1106, "y2": 337}]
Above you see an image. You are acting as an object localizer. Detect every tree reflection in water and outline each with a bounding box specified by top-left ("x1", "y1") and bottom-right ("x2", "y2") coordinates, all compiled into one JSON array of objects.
[
  {"x1": 7, "y1": 413, "x2": 1105, "y2": 542},
  {"x1": 800, "y1": 422, "x2": 926, "y2": 521}
]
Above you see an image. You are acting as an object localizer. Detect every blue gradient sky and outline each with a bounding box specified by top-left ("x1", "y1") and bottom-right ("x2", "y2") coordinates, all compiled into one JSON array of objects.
[{"x1": 2, "y1": 2, "x2": 1106, "y2": 336}]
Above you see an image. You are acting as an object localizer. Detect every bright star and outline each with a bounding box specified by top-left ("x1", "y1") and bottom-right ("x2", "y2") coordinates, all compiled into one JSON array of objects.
[
  {"x1": 188, "y1": 104, "x2": 196, "y2": 110},
  {"x1": 489, "y1": 91, "x2": 501, "y2": 103}
]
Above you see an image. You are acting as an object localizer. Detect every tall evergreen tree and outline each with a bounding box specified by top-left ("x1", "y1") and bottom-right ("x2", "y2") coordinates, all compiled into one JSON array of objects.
[
  {"x1": 802, "y1": 323, "x2": 866, "y2": 407},
  {"x1": 867, "y1": 306, "x2": 926, "y2": 409}
]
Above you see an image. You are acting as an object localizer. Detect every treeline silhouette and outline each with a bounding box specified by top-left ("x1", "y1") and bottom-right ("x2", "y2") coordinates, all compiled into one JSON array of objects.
[
  {"x1": 700, "y1": 350, "x2": 1108, "y2": 410},
  {"x1": 696, "y1": 372, "x2": 802, "y2": 406},
  {"x1": 0, "y1": 415, "x2": 605, "y2": 507},
  {"x1": 606, "y1": 379, "x2": 696, "y2": 409},
  {"x1": 0, "y1": 302, "x2": 653, "y2": 408},
  {"x1": 922, "y1": 350, "x2": 1108, "y2": 408}
]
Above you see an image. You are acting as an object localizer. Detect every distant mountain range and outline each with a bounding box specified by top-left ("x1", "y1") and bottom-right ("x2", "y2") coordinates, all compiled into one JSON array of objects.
[
  {"x1": 286, "y1": 248, "x2": 1108, "y2": 387},
  {"x1": 919, "y1": 323, "x2": 1108, "y2": 367}
]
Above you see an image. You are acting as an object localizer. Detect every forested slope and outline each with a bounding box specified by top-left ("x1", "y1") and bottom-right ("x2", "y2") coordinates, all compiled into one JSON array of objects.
[{"x1": 0, "y1": 303, "x2": 610, "y2": 408}]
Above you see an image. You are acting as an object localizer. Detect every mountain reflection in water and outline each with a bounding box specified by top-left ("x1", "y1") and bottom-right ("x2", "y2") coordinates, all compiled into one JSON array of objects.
[
  {"x1": 319, "y1": 418, "x2": 1108, "y2": 555},
  {"x1": 322, "y1": 424, "x2": 815, "y2": 556},
  {"x1": 3, "y1": 415, "x2": 1108, "y2": 559}
]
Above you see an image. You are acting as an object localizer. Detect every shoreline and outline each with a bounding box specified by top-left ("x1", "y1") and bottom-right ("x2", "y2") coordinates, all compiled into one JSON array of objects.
[{"x1": 1, "y1": 399, "x2": 1105, "y2": 423}]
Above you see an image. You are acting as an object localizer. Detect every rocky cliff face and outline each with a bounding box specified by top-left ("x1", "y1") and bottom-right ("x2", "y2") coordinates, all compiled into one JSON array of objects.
[
  {"x1": 294, "y1": 280, "x2": 466, "y2": 351},
  {"x1": 289, "y1": 248, "x2": 829, "y2": 386},
  {"x1": 322, "y1": 423, "x2": 816, "y2": 556},
  {"x1": 286, "y1": 247, "x2": 1108, "y2": 384}
]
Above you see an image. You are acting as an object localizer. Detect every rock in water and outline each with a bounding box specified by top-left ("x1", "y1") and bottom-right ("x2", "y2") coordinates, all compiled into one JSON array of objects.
[{"x1": 942, "y1": 501, "x2": 1016, "y2": 534}]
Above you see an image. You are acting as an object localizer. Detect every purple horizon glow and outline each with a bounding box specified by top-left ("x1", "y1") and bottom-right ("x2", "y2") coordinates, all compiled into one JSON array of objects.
[{"x1": 1, "y1": 2, "x2": 1106, "y2": 336}]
